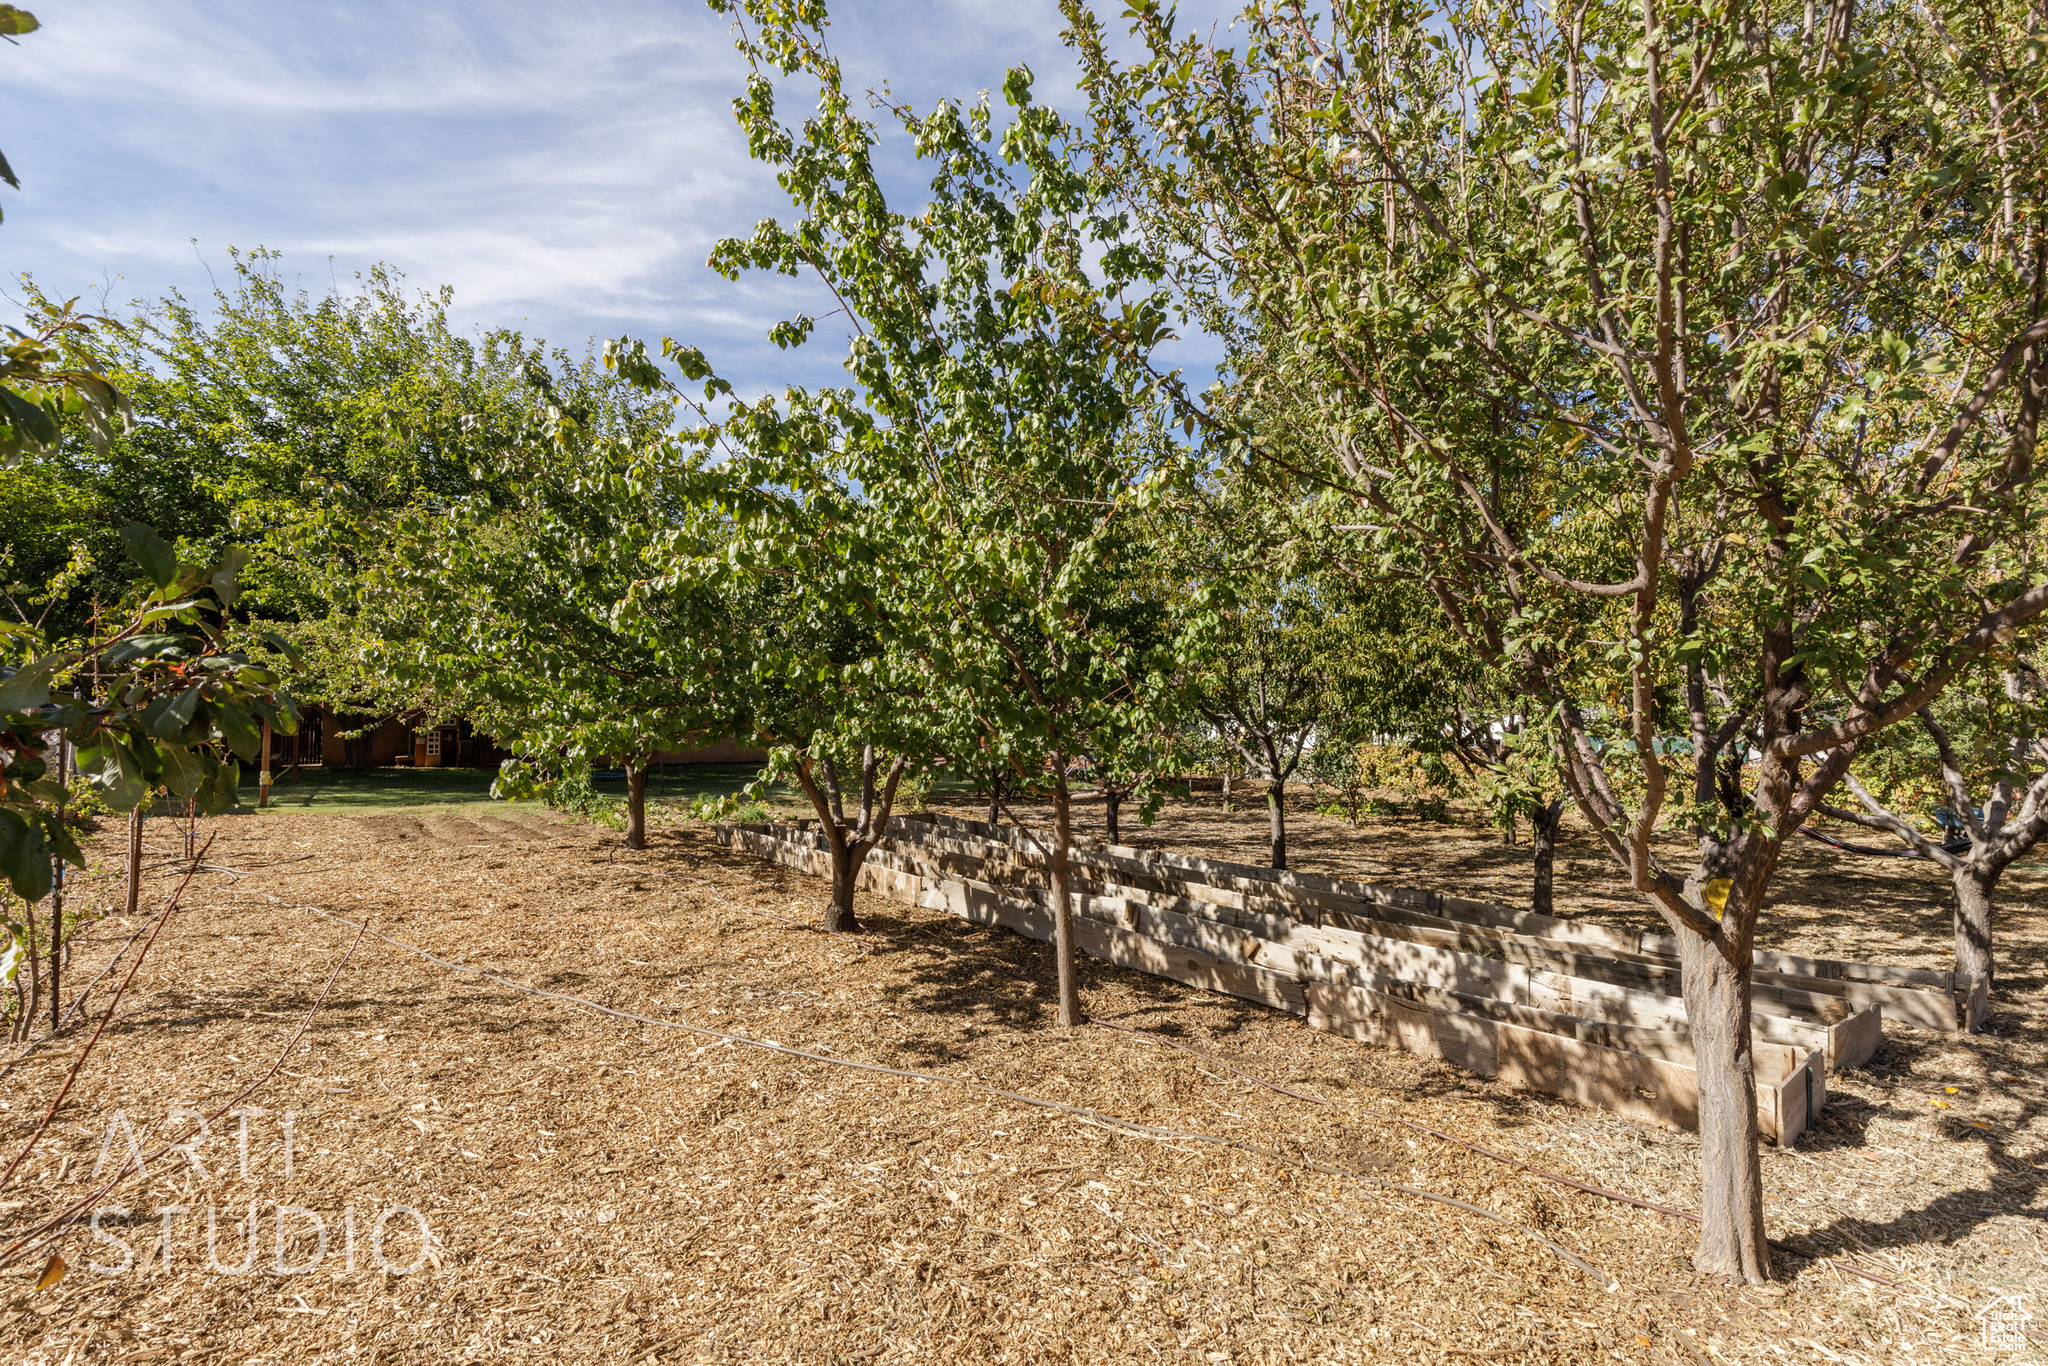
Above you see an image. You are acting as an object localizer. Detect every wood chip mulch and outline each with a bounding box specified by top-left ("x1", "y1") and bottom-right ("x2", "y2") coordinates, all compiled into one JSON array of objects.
[{"x1": 0, "y1": 802, "x2": 2039, "y2": 1364}]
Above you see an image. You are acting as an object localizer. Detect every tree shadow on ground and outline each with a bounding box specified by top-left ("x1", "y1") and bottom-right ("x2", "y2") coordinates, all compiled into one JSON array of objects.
[{"x1": 1789, "y1": 1130, "x2": 2046, "y2": 1260}]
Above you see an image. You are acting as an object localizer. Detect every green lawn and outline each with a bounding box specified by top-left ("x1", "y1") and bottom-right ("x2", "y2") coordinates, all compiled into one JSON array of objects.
[{"x1": 235, "y1": 762, "x2": 770, "y2": 813}]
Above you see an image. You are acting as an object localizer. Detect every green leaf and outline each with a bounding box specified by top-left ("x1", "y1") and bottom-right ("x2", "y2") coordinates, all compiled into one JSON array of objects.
[
  {"x1": 104, "y1": 741, "x2": 151, "y2": 811},
  {"x1": 0, "y1": 386, "x2": 58, "y2": 448},
  {"x1": 259, "y1": 630, "x2": 307, "y2": 670},
  {"x1": 210, "y1": 545, "x2": 252, "y2": 608},
  {"x1": 137, "y1": 600, "x2": 205, "y2": 626},
  {"x1": 0, "y1": 7, "x2": 41, "y2": 37},
  {"x1": 100, "y1": 633, "x2": 187, "y2": 668},
  {"x1": 0, "y1": 652, "x2": 69, "y2": 710},
  {"x1": 120, "y1": 522, "x2": 178, "y2": 589},
  {"x1": 7, "y1": 822, "x2": 50, "y2": 902},
  {"x1": 159, "y1": 744, "x2": 207, "y2": 800},
  {"x1": 143, "y1": 685, "x2": 204, "y2": 740},
  {"x1": 198, "y1": 755, "x2": 240, "y2": 816},
  {"x1": 212, "y1": 698, "x2": 262, "y2": 760},
  {"x1": 252, "y1": 696, "x2": 300, "y2": 737},
  {"x1": 0, "y1": 809, "x2": 24, "y2": 867},
  {"x1": 46, "y1": 821, "x2": 82, "y2": 869},
  {"x1": 1003, "y1": 64, "x2": 1035, "y2": 108}
]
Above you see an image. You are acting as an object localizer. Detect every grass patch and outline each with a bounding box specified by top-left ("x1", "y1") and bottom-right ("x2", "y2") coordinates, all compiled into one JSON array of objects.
[{"x1": 234, "y1": 763, "x2": 772, "y2": 813}]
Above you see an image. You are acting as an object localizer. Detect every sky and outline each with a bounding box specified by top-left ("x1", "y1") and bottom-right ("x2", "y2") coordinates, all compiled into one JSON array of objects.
[{"x1": 0, "y1": 0, "x2": 1238, "y2": 397}]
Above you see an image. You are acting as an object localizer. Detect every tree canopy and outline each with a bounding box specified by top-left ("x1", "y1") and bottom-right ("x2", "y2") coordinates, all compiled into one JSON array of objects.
[{"x1": 6, "y1": 0, "x2": 2044, "y2": 1289}]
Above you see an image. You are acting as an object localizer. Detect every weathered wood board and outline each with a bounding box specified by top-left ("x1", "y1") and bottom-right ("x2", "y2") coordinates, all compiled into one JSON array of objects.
[
  {"x1": 884, "y1": 813, "x2": 1968, "y2": 1033},
  {"x1": 864, "y1": 821, "x2": 1883, "y2": 1066},
  {"x1": 892, "y1": 810, "x2": 1966, "y2": 1023},
  {"x1": 716, "y1": 820, "x2": 1858, "y2": 1143},
  {"x1": 732, "y1": 821, "x2": 1883, "y2": 1071}
]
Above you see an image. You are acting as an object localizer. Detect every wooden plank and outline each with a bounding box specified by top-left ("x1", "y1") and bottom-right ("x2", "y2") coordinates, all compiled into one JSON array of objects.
[
  {"x1": 1646, "y1": 933, "x2": 1955, "y2": 989},
  {"x1": 1822, "y1": 1006, "x2": 1882, "y2": 1071},
  {"x1": 1437, "y1": 895, "x2": 1645, "y2": 955},
  {"x1": 1496, "y1": 1023, "x2": 1821, "y2": 1139},
  {"x1": 889, "y1": 816, "x2": 1946, "y2": 1009},
  {"x1": 749, "y1": 824, "x2": 1867, "y2": 1044},
  {"x1": 1434, "y1": 1007, "x2": 1502, "y2": 1075},
  {"x1": 1497, "y1": 1023, "x2": 1636, "y2": 1123},
  {"x1": 894, "y1": 814, "x2": 1442, "y2": 913},
  {"x1": 868, "y1": 833, "x2": 1531, "y2": 1008},
  {"x1": 881, "y1": 822, "x2": 1941, "y2": 1041},
  {"x1": 1751, "y1": 970, "x2": 1955, "y2": 1031},
  {"x1": 855, "y1": 860, "x2": 926, "y2": 905},
  {"x1": 1756, "y1": 1044, "x2": 1826, "y2": 1146},
  {"x1": 1077, "y1": 918, "x2": 1309, "y2": 1015},
  {"x1": 729, "y1": 822, "x2": 1837, "y2": 1141},
  {"x1": 1630, "y1": 1050, "x2": 1701, "y2": 1133},
  {"x1": 906, "y1": 871, "x2": 1310, "y2": 1015},
  {"x1": 1305, "y1": 982, "x2": 1441, "y2": 1057},
  {"x1": 920, "y1": 878, "x2": 1056, "y2": 941},
  {"x1": 1314, "y1": 981, "x2": 1814, "y2": 1141},
  {"x1": 1398, "y1": 979, "x2": 1694, "y2": 1062}
]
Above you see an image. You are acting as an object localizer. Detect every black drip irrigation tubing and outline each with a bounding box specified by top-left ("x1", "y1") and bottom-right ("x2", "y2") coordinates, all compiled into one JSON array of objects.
[{"x1": 1798, "y1": 827, "x2": 1971, "y2": 859}]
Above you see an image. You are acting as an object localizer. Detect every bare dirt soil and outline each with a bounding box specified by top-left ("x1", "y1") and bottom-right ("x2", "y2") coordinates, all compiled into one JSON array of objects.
[{"x1": 0, "y1": 799, "x2": 2040, "y2": 1365}]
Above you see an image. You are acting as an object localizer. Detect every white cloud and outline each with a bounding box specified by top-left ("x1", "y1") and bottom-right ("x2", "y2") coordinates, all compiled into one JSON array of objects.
[
  {"x1": 10, "y1": 0, "x2": 707, "y2": 115},
  {"x1": 0, "y1": 0, "x2": 1236, "y2": 391}
]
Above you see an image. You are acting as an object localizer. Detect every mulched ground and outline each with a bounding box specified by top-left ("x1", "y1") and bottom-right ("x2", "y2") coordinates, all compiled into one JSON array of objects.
[{"x1": 0, "y1": 798, "x2": 2040, "y2": 1364}]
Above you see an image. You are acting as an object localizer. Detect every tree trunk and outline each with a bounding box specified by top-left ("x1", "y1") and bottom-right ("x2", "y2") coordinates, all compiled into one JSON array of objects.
[
  {"x1": 1530, "y1": 798, "x2": 1563, "y2": 916},
  {"x1": 1221, "y1": 767, "x2": 1231, "y2": 812},
  {"x1": 1266, "y1": 780, "x2": 1287, "y2": 870},
  {"x1": 47, "y1": 879, "x2": 61, "y2": 1034},
  {"x1": 823, "y1": 831, "x2": 862, "y2": 934},
  {"x1": 50, "y1": 733, "x2": 67, "y2": 1033},
  {"x1": 1675, "y1": 925, "x2": 1772, "y2": 1282},
  {"x1": 624, "y1": 760, "x2": 648, "y2": 851},
  {"x1": 258, "y1": 720, "x2": 272, "y2": 810},
  {"x1": 1952, "y1": 866, "x2": 1994, "y2": 1000},
  {"x1": 1105, "y1": 787, "x2": 1121, "y2": 846},
  {"x1": 1050, "y1": 778, "x2": 1083, "y2": 1027},
  {"x1": 20, "y1": 900, "x2": 39, "y2": 1040},
  {"x1": 124, "y1": 806, "x2": 143, "y2": 918},
  {"x1": 987, "y1": 769, "x2": 1003, "y2": 828}
]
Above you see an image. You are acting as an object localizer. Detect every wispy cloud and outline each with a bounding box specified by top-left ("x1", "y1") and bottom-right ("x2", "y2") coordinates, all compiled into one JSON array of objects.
[
  {"x1": 10, "y1": 0, "x2": 706, "y2": 115},
  {"x1": 0, "y1": 0, "x2": 1235, "y2": 393}
]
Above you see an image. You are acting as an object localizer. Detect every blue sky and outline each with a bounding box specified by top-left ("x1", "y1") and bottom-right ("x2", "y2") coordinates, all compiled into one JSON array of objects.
[{"x1": 1, "y1": 0, "x2": 1236, "y2": 397}]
